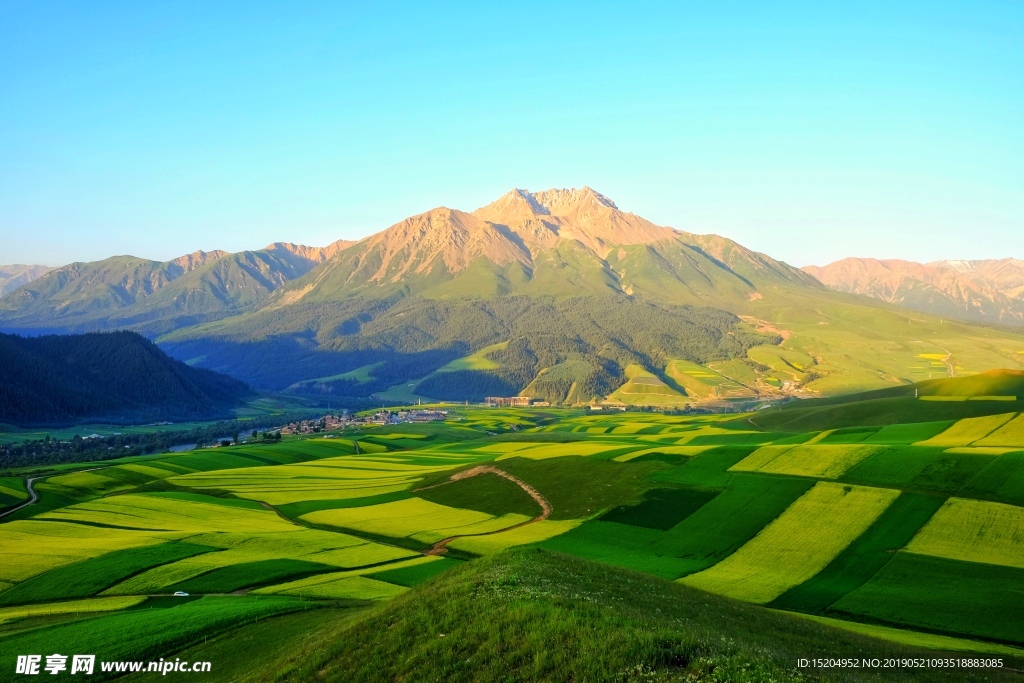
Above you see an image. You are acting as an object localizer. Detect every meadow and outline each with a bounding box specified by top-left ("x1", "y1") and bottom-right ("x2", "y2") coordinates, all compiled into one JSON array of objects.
[{"x1": 2, "y1": 396, "x2": 1024, "y2": 680}]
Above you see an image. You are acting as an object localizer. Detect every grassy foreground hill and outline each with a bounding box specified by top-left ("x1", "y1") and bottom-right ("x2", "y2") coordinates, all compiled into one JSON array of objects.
[{"x1": 136, "y1": 549, "x2": 1020, "y2": 683}]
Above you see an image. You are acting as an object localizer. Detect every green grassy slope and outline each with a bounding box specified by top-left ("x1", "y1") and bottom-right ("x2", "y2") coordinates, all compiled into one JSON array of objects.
[{"x1": 269, "y1": 548, "x2": 1021, "y2": 683}]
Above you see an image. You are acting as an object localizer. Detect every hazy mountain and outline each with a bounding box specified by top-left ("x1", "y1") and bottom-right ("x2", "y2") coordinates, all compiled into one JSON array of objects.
[
  {"x1": 0, "y1": 240, "x2": 352, "y2": 335},
  {"x1": 803, "y1": 257, "x2": 1024, "y2": 325},
  {"x1": 0, "y1": 264, "x2": 52, "y2": 296},
  {"x1": 0, "y1": 330, "x2": 251, "y2": 425}
]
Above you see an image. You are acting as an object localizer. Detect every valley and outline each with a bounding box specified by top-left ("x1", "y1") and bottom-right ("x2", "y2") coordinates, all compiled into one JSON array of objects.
[{"x1": 3, "y1": 374, "x2": 1024, "y2": 680}]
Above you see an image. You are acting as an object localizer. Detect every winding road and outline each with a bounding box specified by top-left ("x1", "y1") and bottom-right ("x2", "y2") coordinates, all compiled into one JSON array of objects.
[{"x1": 0, "y1": 476, "x2": 41, "y2": 519}]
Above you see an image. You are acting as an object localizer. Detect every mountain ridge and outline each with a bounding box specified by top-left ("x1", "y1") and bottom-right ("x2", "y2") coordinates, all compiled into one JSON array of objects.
[
  {"x1": 0, "y1": 264, "x2": 52, "y2": 296},
  {"x1": 803, "y1": 257, "x2": 1024, "y2": 325},
  {"x1": 3, "y1": 188, "x2": 1024, "y2": 403}
]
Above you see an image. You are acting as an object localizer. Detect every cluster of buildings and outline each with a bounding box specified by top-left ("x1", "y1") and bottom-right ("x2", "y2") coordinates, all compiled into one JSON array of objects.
[
  {"x1": 366, "y1": 409, "x2": 449, "y2": 425},
  {"x1": 279, "y1": 413, "x2": 348, "y2": 435},
  {"x1": 484, "y1": 396, "x2": 549, "y2": 407}
]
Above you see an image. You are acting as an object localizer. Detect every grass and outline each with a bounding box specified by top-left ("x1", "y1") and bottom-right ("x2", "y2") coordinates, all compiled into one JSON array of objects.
[
  {"x1": 38, "y1": 492, "x2": 299, "y2": 533},
  {"x1": 608, "y1": 363, "x2": 690, "y2": 406},
  {"x1": 118, "y1": 607, "x2": 368, "y2": 683},
  {"x1": 862, "y1": 422, "x2": 954, "y2": 444},
  {"x1": 169, "y1": 559, "x2": 338, "y2": 594},
  {"x1": 731, "y1": 444, "x2": 881, "y2": 479},
  {"x1": 495, "y1": 456, "x2": 666, "y2": 520},
  {"x1": 651, "y1": 446, "x2": 755, "y2": 487},
  {"x1": 915, "y1": 413, "x2": 1018, "y2": 447},
  {"x1": 255, "y1": 572, "x2": 410, "y2": 600},
  {"x1": 905, "y1": 497, "x2": 1024, "y2": 569},
  {"x1": 0, "y1": 520, "x2": 168, "y2": 584},
  {"x1": 368, "y1": 557, "x2": 461, "y2": 587},
  {"x1": 0, "y1": 596, "x2": 304, "y2": 681},
  {"x1": 665, "y1": 358, "x2": 755, "y2": 399},
  {"x1": 682, "y1": 482, "x2": 901, "y2": 603},
  {"x1": 446, "y1": 519, "x2": 583, "y2": 555},
  {"x1": 599, "y1": 487, "x2": 718, "y2": 530},
  {"x1": 831, "y1": 552, "x2": 1024, "y2": 645},
  {"x1": 771, "y1": 493, "x2": 946, "y2": 613},
  {"x1": 0, "y1": 541, "x2": 215, "y2": 606},
  {"x1": 652, "y1": 474, "x2": 816, "y2": 574},
  {"x1": 0, "y1": 476, "x2": 27, "y2": 508},
  {"x1": 0, "y1": 596, "x2": 146, "y2": 624},
  {"x1": 974, "y1": 413, "x2": 1024, "y2": 447},
  {"x1": 841, "y1": 446, "x2": 995, "y2": 495},
  {"x1": 959, "y1": 451, "x2": 1024, "y2": 506},
  {"x1": 301, "y1": 497, "x2": 530, "y2": 544},
  {"x1": 269, "y1": 548, "x2": 1021, "y2": 683},
  {"x1": 416, "y1": 472, "x2": 542, "y2": 517}
]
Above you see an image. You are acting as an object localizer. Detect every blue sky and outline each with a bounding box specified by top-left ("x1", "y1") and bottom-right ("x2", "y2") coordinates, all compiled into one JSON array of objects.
[{"x1": 1, "y1": 1, "x2": 1022, "y2": 267}]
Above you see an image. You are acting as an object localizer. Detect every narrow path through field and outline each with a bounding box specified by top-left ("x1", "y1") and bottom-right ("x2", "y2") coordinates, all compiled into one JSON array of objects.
[
  {"x1": 0, "y1": 476, "x2": 40, "y2": 519},
  {"x1": 416, "y1": 466, "x2": 551, "y2": 556},
  {"x1": 935, "y1": 344, "x2": 956, "y2": 377},
  {"x1": 0, "y1": 466, "x2": 106, "y2": 522}
]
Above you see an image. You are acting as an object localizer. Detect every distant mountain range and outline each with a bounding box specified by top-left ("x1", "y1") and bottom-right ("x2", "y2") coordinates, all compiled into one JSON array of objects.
[
  {"x1": 0, "y1": 241, "x2": 351, "y2": 335},
  {"x1": 803, "y1": 258, "x2": 1024, "y2": 326},
  {"x1": 3, "y1": 188, "x2": 1024, "y2": 403},
  {"x1": 0, "y1": 264, "x2": 52, "y2": 296},
  {"x1": 0, "y1": 331, "x2": 251, "y2": 425}
]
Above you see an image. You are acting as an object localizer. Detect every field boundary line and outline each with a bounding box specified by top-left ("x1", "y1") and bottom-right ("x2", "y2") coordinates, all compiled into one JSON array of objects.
[{"x1": 416, "y1": 466, "x2": 552, "y2": 555}]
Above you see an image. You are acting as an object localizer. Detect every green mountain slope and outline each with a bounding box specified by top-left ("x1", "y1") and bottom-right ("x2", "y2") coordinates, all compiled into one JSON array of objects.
[
  {"x1": 5, "y1": 188, "x2": 1024, "y2": 402},
  {"x1": 0, "y1": 242, "x2": 351, "y2": 335},
  {"x1": 0, "y1": 330, "x2": 251, "y2": 425},
  {"x1": 160, "y1": 189, "x2": 1024, "y2": 400},
  {"x1": 270, "y1": 548, "x2": 1017, "y2": 683}
]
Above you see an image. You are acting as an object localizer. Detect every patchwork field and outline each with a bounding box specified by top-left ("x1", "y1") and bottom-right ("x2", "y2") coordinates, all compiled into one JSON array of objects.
[{"x1": 2, "y1": 399, "x2": 1024, "y2": 679}]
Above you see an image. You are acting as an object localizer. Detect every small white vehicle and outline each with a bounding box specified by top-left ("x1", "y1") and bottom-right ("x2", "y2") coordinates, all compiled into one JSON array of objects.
[{"x1": 173, "y1": 591, "x2": 190, "y2": 597}]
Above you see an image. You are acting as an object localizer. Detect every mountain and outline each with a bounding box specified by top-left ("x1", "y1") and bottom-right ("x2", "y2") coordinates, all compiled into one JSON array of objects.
[
  {"x1": 157, "y1": 188, "x2": 828, "y2": 399},
  {"x1": 5, "y1": 188, "x2": 1024, "y2": 403},
  {"x1": 0, "y1": 240, "x2": 353, "y2": 335},
  {"x1": 803, "y1": 257, "x2": 1024, "y2": 325},
  {"x1": 0, "y1": 264, "x2": 52, "y2": 296},
  {"x1": 0, "y1": 331, "x2": 252, "y2": 425}
]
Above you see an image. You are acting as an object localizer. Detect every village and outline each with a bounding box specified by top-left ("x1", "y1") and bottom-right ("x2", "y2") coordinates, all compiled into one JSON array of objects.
[{"x1": 278, "y1": 407, "x2": 450, "y2": 435}]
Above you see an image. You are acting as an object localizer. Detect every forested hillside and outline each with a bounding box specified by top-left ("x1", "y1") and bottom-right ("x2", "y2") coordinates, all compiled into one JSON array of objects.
[
  {"x1": 163, "y1": 296, "x2": 777, "y2": 400},
  {"x1": 0, "y1": 331, "x2": 252, "y2": 425}
]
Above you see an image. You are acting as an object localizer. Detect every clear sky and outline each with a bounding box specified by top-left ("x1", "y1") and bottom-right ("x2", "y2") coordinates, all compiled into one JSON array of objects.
[{"x1": 1, "y1": 1, "x2": 1022, "y2": 267}]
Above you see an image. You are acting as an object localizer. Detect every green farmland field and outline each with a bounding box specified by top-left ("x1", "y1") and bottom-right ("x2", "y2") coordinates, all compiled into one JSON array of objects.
[{"x1": 3, "y1": 397, "x2": 1024, "y2": 680}]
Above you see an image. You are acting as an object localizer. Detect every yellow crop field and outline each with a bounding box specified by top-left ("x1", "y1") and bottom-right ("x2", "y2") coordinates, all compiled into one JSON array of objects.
[
  {"x1": 38, "y1": 494, "x2": 297, "y2": 533},
  {"x1": 681, "y1": 482, "x2": 900, "y2": 603},
  {"x1": 301, "y1": 498, "x2": 530, "y2": 543},
  {"x1": 730, "y1": 444, "x2": 880, "y2": 479},
  {"x1": 906, "y1": 498, "x2": 1024, "y2": 569},
  {"x1": 165, "y1": 455, "x2": 465, "y2": 504},
  {"x1": 446, "y1": 520, "x2": 583, "y2": 554},
  {"x1": 258, "y1": 573, "x2": 405, "y2": 600},
  {"x1": 255, "y1": 556, "x2": 440, "y2": 598},
  {"x1": 303, "y1": 543, "x2": 417, "y2": 568},
  {"x1": 973, "y1": 414, "x2": 1024, "y2": 448},
  {"x1": 0, "y1": 521, "x2": 166, "y2": 583},
  {"x1": 0, "y1": 596, "x2": 146, "y2": 624},
  {"x1": 915, "y1": 413, "x2": 1017, "y2": 447},
  {"x1": 613, "y1": 445, "x2": 716, "y2": 462},
  {"x1": 494, "y1": 442, "x2": 624, "y2": 460},
  {"x1": 103, "y1": 529, "x2": 383, "y2": 594}
]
